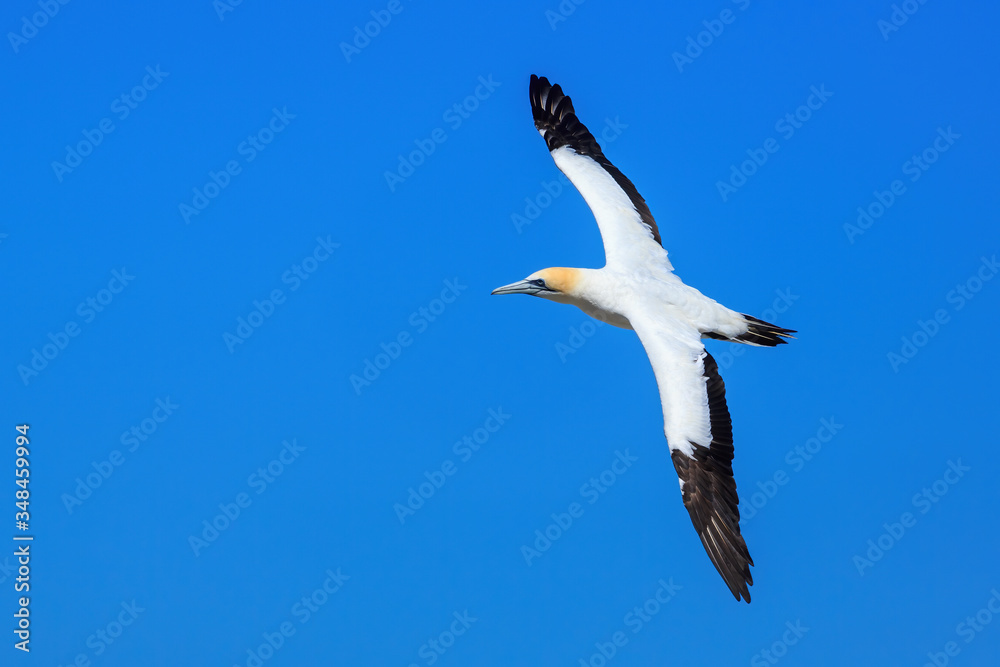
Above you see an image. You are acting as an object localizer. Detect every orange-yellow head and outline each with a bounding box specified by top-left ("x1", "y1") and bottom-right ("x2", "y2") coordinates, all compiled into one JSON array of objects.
[{"x1": 491, "y1": 267, "x2": 581, "y2": 298}]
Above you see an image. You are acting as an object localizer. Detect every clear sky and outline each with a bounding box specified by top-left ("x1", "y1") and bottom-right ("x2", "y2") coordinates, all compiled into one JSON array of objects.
[{"x1": 2, "y1": 1, "x2": 999, "y2": 665}]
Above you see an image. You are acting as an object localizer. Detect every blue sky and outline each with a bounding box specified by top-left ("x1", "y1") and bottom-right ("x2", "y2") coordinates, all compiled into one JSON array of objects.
[{"x1": 2, "y1": 0, "x2": 999, "y2": 665}]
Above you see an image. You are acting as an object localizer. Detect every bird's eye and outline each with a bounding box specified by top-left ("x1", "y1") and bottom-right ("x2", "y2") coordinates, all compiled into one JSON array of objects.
[{"x1": 529, "y1": 279, "x2": 546, "y2": 288}]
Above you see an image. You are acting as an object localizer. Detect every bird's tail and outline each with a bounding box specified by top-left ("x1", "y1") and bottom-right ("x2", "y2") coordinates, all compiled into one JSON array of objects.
[
  {"x1": 706, "y1": 315, "x2": 796, "y2": 346},
  {"x1": 733, "y1": 315, "x2": 796, "y2": 347}
]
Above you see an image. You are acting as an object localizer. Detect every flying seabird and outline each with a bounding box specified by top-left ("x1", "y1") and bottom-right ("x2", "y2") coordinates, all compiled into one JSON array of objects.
[{"x1": 492, "y1": 75, "x2": 795, "y2": 603}]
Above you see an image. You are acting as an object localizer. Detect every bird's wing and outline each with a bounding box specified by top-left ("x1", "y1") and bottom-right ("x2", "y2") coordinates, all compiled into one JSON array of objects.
[
  {"x1": 529, "y1": 75, "x2": 669, "y2": 269},
  {"x1": 628, "y1": 311, "x2": 754, "y2": 602}
]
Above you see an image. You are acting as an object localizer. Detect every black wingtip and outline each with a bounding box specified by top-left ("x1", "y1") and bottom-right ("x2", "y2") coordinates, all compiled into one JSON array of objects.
[
  {"x1": 675, "y1": 445, "x2": 755, "y2": 604},
  {"x1": 529, "y1": 74, "x2": 583, "y2": 153}
]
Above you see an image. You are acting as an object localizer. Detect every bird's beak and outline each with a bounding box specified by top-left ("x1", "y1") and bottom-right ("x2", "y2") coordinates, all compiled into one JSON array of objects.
[{"x1": 491, "y1": 279, "x2": 539, "y2": 296}]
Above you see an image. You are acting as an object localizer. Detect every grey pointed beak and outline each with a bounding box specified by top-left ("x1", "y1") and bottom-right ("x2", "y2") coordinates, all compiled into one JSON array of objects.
[{"x1": 491, "y1": 279, "x2": 539, "y2": 296}]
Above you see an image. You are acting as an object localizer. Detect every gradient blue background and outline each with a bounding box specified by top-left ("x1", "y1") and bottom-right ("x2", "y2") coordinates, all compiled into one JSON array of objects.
[{"x1": 2, "y1": 1, "x2": 998, "y2": 665}]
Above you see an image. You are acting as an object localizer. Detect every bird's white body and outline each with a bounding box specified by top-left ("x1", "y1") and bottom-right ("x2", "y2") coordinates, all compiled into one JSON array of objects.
[
  {"x1": 493, "y1": 76, "x2": 795, "y2": 602},
  {"x1": 562, "y1": 266, "x2": 747, "y2": 336}
]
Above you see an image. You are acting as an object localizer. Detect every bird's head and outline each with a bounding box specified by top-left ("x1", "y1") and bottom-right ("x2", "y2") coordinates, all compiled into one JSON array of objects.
[{"x1": 491, "y1": 267, "x2": 580, "y2": 300}]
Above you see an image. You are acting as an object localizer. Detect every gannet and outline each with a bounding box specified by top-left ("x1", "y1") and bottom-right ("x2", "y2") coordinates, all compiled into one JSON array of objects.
[{"x1": 493, "y1": 75, "x2": 795, "y2": 603}]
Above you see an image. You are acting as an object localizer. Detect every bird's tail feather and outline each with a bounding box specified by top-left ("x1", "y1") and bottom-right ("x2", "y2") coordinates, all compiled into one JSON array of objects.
[
  {"x1": 733, "y1": 315, "x2": 796, "y2": 347},
  {"x1": 706, "y1": 315, "x2": 796, "y2": 346}
]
